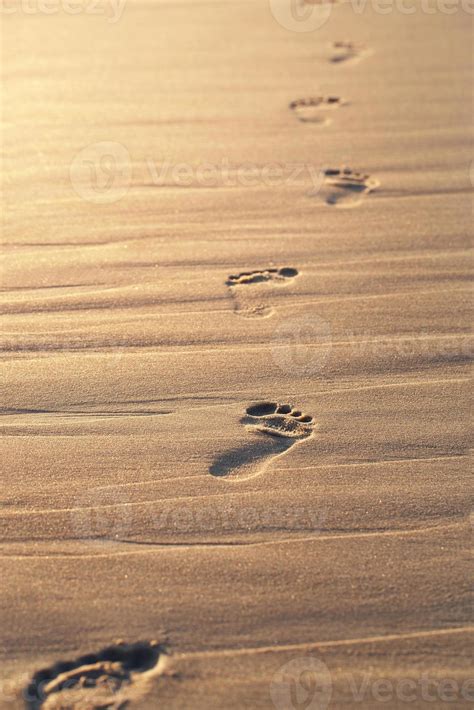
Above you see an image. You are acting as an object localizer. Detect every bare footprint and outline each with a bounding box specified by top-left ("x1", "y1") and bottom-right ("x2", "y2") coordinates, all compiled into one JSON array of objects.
[
  {"x1": 209, "y1": 402, "x2": 315, "y2": 480},
  {"x1": 315, "y1": 168, "x2": 379, "y2": 207},
  {"x1": 330, "y1": 41, "x2": 371, "y2": 65},
  {"x1": 226, "y1": 267, "x2": 299, "y2": 318},
  {"x1": 289, "y1": 96, "x2": 345, "y2": 125},
  {"x1": 25, "y1": 640, "x2": 167, "y2": 709}
]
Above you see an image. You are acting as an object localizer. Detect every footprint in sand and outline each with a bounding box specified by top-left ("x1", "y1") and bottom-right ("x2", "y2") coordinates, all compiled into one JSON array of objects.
[
  {"x1": 226, "y1": 267, "x2": 299, "y2": 318},
  {"x1": 289, "y1": 96, "x2": 345, "y2": 125},
  {"x1": 315, "y1": 168, "x2": 379, "y2": 207},
  {"x1": 209, "y1": 402, "x2": 315, "y2": 480},
  {"x1": 330, "y1": 41, "x2": 371, "y2": 65},
  {"x1": 25, "y1": 640, "x2": 166, "y2": 710}
]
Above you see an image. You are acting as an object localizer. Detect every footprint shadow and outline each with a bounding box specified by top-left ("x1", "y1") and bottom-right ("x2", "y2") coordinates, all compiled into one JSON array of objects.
[
  {"x1": 209, "y1": 436, "x2": 290, "y2": 478},
  {"x1": 210, "y1": 402, "x2": 315, "y2": 480}
]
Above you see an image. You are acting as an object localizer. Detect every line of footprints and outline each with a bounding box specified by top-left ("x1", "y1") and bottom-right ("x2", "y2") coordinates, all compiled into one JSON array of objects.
[
  {"x1": 219, "y1": 37, "x2": 378, "y2": 480},
  {"x1": 22, "y1": 34, "x2": 377, "y2": 710},
  {"x1": 292, "y1": 41, "x2": 379, "y2": 207},
  {"x1": 221, "y1": 267, "x2": 315, "y2": 480}
]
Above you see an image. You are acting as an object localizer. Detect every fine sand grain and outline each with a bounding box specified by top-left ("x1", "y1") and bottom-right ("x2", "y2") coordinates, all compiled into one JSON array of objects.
[{"x1": 1, "y1": 0, "x2": 472, "y2": 708}]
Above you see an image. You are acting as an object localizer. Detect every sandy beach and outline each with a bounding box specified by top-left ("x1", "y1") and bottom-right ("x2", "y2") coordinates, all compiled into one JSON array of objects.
[{"x1": 1, "y1": 0, "x2": 472, "y2": 707}]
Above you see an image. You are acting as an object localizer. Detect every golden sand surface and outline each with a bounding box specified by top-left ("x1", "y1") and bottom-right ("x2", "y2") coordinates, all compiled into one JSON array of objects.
[{"x1": 1, "y1": 0, "x2": 472, "y2": 707}]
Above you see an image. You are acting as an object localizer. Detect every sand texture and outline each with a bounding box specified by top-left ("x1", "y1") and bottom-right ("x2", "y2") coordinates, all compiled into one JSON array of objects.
[{"x1": 1, "y1": 0, "x2": 472, "y2": 708}]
